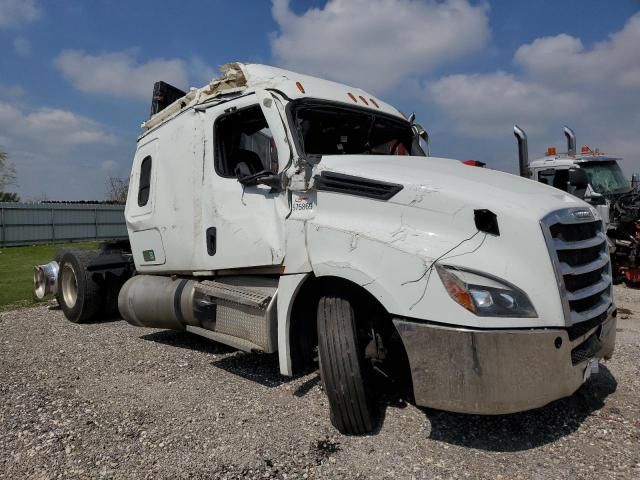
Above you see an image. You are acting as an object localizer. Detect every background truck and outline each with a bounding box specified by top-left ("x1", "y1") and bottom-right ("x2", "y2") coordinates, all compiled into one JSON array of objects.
[
  {"x1": 35, "y1": 63, "x2": 616, "y2": 435},
  {"x1": 514, "y1": 125, "x2": 640, "y2": 285}
]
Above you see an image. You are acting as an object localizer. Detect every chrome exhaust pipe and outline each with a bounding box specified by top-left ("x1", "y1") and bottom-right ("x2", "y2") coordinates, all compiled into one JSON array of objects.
[
  {"x1": 33, "y1": 261, "x2": 59, "y2": 299},
  {"x1": 564, "y1": 125, "x2": 576, "y2": 156},
  {"x1": 513, "y1": 125, "x2": 529, "y2": 178}
]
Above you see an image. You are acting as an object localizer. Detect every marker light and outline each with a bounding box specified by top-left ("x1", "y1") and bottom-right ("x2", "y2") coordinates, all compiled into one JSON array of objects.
[
  {"x1": 547, "y1": 147, "x2": 557, "y2": 156},
  {"x1": 358, "y1": 95, "x2": 369, "y2": 105},
  {"x1": 295, "y1": 81, "x2": 305, "y2": 94},
  {"x1": 369, "y1": 98, "x2": 379, "y2": 108},
  {"x1": 581, "y1": 145, "x2": 591, "y2": 153},
  {"x1": 347, "y1": 92, "x2": 357, "y2": 103}
]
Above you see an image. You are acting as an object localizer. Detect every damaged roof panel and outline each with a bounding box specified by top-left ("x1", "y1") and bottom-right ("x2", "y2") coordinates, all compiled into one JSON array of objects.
[{"x1": 142, "y1": 62, "x2": 402, "y2": 131}]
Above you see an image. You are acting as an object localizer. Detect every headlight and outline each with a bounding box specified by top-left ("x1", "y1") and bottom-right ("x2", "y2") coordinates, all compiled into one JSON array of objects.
[{"x1": 435, "y1": 265, "x2": 537, "y2": 318}]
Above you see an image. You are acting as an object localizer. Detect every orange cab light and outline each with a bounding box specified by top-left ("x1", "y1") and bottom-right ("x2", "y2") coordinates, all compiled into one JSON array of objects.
[
  {"x1": 347, "y1": 92, "x2": 358, "y2": 103},
  {"x1": 295, "y1": 81, "x2": 305, "y2": 94},
  {"x1": 546, "y1": 146, "x2": 557, "y2": 156},
  {"x1": 581, "y1": 145, "x2": 591, "y2": 153},
  {"x1": 369, "y1": 98, "x2": 379, "y2": 108},
  {"x1": 358, "y1": 95, "x2": 369, "y2": 105}
]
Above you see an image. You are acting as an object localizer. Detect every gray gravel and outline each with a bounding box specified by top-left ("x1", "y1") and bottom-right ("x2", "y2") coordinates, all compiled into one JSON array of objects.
[{"x1": 1, "y1": 286, "x2": 639, "y2": 480}]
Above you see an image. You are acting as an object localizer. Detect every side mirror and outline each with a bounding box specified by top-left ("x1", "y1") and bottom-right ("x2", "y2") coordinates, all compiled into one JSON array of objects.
[
  {"x1": 632, "y1": 173, "x2": 639, "y2": 190},
  {"x1": 412, "y1": 123, "x2": 430, "y2": 155},
  {"x1": 568, "y1": 168, "x2": 589, "y2": 199}
]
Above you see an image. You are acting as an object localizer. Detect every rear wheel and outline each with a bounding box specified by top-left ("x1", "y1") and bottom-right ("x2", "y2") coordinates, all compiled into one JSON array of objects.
[
  {"x1": 317, "y1": 290, "x2": 379, "y2": 435},
  {"x1": 57, "y1": 251, "x2": 101, "y2": 323}
]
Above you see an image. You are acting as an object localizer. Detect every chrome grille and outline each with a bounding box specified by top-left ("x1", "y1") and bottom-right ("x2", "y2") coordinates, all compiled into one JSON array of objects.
[{"x1": 541, "y1": 209, "x2": 613, "y2": 326}]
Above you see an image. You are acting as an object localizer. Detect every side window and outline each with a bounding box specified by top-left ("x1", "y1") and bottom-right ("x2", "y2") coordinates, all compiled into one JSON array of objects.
[
  {"x1": 215, "y1": 105, "x2": 278, "y2": 177},
  {"x1": 138, "y1": 155, "x2": 152, "y2": 206}
]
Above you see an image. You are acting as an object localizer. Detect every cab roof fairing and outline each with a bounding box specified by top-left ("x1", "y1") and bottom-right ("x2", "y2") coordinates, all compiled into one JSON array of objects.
[
  {"x1": 529, "y1": 154, "x2": 623, "y2": 168},
  {"x1": 141, "y1": 62, "x2": 402, "y2": 132}
]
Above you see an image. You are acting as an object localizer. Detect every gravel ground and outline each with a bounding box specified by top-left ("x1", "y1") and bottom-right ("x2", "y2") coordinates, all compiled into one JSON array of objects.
[{"x1": 1, "y1": 286, "x2": 639, "y2": 480}]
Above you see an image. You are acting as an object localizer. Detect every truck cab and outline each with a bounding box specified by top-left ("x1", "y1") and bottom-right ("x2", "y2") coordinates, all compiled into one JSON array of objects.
[
  {"x1": 514, "y1": 125, "x2": 640, "y2": 285},
  {"x1": 38, "y1": 64, "x2": 617, "y2": 435}
]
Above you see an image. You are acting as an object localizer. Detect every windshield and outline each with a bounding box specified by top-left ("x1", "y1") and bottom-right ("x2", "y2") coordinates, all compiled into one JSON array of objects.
[
  {"x1": 290, "y1": 100, "x2": 425, "y2": 157},
  {"x1": 580, "y1": 161, "x2": 630, "y2": 194}
]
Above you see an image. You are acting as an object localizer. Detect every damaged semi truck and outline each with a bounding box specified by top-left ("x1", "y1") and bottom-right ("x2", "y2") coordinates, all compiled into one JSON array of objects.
[
  {"x1": 34, "y1": 63, "x2": 617, "y2": 435},
  {"x1": 513, "y1": 125, "x2": 640, "y2": 286}
]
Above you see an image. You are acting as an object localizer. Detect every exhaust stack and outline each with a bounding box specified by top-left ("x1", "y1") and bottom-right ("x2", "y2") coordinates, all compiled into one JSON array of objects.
[
  {"x1": 564, "y1": 125, "x2": 576, "y2": 156},
  {"x1": 33, "y1": 261, "x2": 59, "y2": 299},
  {"x1": 513, "y1": 125, "x2": 529, "y2": 178}
]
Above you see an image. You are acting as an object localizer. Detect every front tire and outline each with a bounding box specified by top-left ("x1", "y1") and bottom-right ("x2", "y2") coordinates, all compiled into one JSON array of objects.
[
  {"x1": 317, "y1": 290, "x2": 379, "y2": 435},
  {"x1": 57, "y1": 251, "x2": 101, "y2": 323}
]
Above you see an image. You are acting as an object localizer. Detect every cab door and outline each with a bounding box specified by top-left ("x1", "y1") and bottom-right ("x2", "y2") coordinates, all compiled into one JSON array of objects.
[{"x1": 199, "y1": 91, "x2": 292, "y2": 271}]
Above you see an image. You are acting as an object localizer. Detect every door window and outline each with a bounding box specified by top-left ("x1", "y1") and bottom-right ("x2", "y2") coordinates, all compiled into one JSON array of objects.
[
  {"x1": 215, "y1": 105, "x2": 278, "y2": 177},
  {"x1": 138, "y1": 155, "x2": 152, "y2": 206}
]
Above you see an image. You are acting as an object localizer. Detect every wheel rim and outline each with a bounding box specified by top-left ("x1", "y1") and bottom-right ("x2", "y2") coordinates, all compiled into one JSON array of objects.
[{"x1": 61, "y1": 264, "x2": 78, "y2": 309}]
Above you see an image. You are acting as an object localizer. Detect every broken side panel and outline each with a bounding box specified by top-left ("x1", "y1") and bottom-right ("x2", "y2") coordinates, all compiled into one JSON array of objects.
[{"x1": 151, "y1": 81, "x2": 187, "y2": 116}]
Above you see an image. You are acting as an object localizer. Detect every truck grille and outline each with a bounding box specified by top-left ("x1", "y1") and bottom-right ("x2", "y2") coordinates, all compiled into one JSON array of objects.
[{"x1": 541, "y1": 210, "x2": 612, "y2": 326}]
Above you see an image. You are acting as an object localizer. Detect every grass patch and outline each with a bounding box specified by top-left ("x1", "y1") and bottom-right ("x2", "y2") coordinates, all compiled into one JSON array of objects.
[{"x1": 0, "y1": 242, "x2": 101, "y2": 311}]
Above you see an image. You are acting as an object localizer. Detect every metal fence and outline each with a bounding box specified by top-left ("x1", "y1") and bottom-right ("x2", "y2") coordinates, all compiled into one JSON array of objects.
[{"x1": 0, "y1": 203, "x2": 127, "y2": 247}]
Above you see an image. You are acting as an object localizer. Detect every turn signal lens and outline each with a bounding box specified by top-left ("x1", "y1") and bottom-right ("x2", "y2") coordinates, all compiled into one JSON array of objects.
[
  {"x1": 436, "y1": 265, "x2": 537, "y2": 318},
  {"x1": 436, "y1": 266, "x2": 476, "y2": 313},
  {"x1": 296, "y1": 81, "x2": 305, "y2": 94}
]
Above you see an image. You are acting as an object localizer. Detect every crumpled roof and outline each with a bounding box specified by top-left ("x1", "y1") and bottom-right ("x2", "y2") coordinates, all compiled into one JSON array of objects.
[{"x1": 142, "y1": 63, "x2": 250, "y2": 130}]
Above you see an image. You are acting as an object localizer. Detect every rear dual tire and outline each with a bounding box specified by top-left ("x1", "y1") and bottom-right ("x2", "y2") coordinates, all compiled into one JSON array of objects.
[{"x1": 56, "y1": 250, "x2": 101, "y2": 323}]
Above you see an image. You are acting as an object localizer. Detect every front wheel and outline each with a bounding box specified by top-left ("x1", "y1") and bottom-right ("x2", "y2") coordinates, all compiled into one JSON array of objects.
[{"x1": 317, "y1": 290, "x2": 380, "y2": 435}]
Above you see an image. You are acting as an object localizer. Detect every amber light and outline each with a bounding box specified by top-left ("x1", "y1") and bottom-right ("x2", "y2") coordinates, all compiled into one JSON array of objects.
[
  {"x1": 296, "y1": 81, "x2": 305, "y2": 94},
  {"x1": 369, "y1": 98, "x2": 379, "y2": 108},
  {"x1": 437, "y1": 267, "x2": 476, "y2": 313},
  {"x1": 347, "y1": 92, "x2": 357, "y2": 103},
  {"x1": 546, "y1": 146, "x2": 557, "y2": 156},
  {"x1": 358, "y1": 95, "x2": 369, "y2": 105},
  {"x1": 581, "y1": 145, "x2": 591, "y2": 153}
]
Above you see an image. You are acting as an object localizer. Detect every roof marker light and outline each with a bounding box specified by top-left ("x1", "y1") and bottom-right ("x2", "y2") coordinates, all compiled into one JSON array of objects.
[
  {"x1": 581, "y1": 145, "x2": 591, "y2": 153},
  {"x1": 295, "y1": 81, "x2": 305, "y2": 94},
  {"x1": 546, "y1": 147, "x2": 557, "y2": 156},
  {"x1": 369, "y1": 98, "x2": 379, "y2": 108},
  {"x1": 358, "y1": 95, "x2": 369, "y2": 105},
  {"x1": 347, "y1": 92, "x2": 358, "y2": 103}
]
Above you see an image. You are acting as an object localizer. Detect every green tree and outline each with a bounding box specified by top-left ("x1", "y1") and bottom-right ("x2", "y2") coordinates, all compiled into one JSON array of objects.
[{"x1": 0, "y1": 147, "x2": 19, "y2": 202}]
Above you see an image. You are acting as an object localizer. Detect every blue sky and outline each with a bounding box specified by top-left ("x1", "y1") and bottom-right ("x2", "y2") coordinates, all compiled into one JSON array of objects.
[{"x1": 1, "y1": 0, "x2": 639, "y2": 200}]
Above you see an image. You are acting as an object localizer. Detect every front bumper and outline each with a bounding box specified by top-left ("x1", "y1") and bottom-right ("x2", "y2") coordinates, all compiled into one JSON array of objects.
[{"x1": 393, "y1": 306, "x2": 616, "y2": 414}]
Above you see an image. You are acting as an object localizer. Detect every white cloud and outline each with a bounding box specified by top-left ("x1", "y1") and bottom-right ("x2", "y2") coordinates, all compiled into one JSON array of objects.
[
  {"x1": 0, "y1": 0, "x2": 41, "y2": 27},
  {"x1": 54, "y1": 50, "x2": 189, "y2": 101},
  {"x1": 13, "y1": 36, "x2": 30, "y2": 56},
  {"x1": 514, "y1": 13, "x2": 640, "y2": 89},
  {"x1": 0, "y1": 102, "x2": 116, "y2": 147},
  {"x1": 426, "y1": 12, "x2": 640, "y2": 175},
  {"x1": 270, "y1": 0, "x2": 490, "y2": 93},
  {"x1": 429, "y1": 72, "x2": 586, "y2": 138},
  {"x1": 0, "y1": 97, "x2": 128, "y2": 200}
]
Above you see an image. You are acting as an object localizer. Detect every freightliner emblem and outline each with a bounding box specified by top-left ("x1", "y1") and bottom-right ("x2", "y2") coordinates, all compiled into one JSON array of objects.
[{"x1": 572, "y1": 209, "x2": 594, "y2": 220}]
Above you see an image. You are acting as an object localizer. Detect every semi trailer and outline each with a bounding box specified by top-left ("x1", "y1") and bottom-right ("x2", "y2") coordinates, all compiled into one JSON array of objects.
[
  {"x1": 513, "y1": 125, "x2": 640, "y2": 286},
  {"x1": 34, "y1": 63, "x2": 616, "y2": 435}
]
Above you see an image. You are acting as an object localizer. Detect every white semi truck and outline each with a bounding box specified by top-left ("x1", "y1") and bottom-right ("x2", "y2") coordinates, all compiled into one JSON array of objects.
[
  {"x1": 514, "y1": 125, "x2": 640, "y2": 285},
  {"x1": 35, "y1": 63, "x2": 617, "y2": 434}
]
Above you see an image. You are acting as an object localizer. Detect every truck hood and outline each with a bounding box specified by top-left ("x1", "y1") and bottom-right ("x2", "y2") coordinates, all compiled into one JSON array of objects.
[{"x1": 315, "y1": 154, "x2": 589, "y2": 221}]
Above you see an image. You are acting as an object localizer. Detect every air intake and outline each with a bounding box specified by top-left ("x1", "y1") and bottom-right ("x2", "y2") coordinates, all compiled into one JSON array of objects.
[{"x1": 315, "y1": 171, "x2": 403, "y2": 200}]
